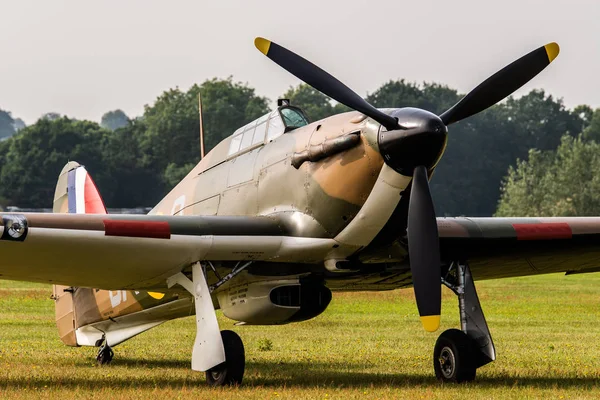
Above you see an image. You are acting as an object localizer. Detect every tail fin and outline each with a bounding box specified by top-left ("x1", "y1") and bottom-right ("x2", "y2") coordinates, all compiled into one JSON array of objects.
[
  {"x1": 52, "y1": 162, "x2": 106, "y2": 346},
  {"x1": 53, "y1": 161, "x2": 107, "y2": 214}
]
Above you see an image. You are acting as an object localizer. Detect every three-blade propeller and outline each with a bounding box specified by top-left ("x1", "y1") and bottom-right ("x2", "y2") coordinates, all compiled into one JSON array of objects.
[{"x1": 254, "y1": 37, "x2": 560, "y2": 332}]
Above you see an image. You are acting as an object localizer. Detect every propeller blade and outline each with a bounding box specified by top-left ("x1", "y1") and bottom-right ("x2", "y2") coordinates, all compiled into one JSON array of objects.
[
  {"x1": 407, "y1": 166, "x2": 441, "y2": 332},
  {"x1": 255, "y1": 37, "x2": 400, "y2": 131},
  {"x1": 440, "y1": 43, "x2": 560, "y2": 125}
]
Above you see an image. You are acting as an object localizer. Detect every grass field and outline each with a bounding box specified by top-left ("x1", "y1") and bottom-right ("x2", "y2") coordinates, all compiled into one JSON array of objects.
[{"x1": 0, "y1": 274, "x2": 600, "y2": 399}]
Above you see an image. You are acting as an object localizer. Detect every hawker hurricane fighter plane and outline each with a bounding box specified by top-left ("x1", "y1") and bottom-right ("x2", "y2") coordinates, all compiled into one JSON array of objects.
[{"x1": 0, "y1": 37, "x2": 595, "y2": 386}]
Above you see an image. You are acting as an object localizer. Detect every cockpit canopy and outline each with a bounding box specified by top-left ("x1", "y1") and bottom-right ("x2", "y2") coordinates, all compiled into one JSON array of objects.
[{"x1": 228, "y1": 105, "x2": 309, "y2": 157}]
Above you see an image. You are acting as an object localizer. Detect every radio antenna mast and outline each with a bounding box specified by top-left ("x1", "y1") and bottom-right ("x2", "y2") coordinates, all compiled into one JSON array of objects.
[{"x1": 199, "y1": 92, "x2": 205, "y2": 159}]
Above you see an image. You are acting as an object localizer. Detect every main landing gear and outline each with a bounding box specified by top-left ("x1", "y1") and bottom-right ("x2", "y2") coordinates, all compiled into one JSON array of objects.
[
  {"x1": 435, "y1": 262, "x2": 496, "y2": 383},
  {"x1": 167, "y1": 261, "x2": 246, "y2": 386}
]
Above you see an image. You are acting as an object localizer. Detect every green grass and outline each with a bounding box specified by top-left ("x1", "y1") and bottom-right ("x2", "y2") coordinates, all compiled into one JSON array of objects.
[{"x1": 1, "y1": 274, "x2": 600, "y2": 399}]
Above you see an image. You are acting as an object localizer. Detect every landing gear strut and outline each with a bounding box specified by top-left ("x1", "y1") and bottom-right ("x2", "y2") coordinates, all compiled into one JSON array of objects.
[
  {"x1": 167, "y1": 262, "x2": 246, "y2": 386},
  {"x1": 435, "y1": 262, "x2": 496, "y2": 383},
  {"x1": 96, "y1": 341, "x2": 114, "y2": 365}
]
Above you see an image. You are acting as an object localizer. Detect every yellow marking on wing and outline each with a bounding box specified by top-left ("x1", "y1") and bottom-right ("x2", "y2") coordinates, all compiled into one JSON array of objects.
[
  {"x1": 148, "y1": 292, "x2": 165, "y2": 300},
  {"x1": 255, "y1": 37, "x2": 271, "y2": 55},
  {"x1": 420, "y1": 315, "x2": 440, "y2": 332},
  {"x1": 544, "y1": 42, "x2": 560, "y2": 63}
]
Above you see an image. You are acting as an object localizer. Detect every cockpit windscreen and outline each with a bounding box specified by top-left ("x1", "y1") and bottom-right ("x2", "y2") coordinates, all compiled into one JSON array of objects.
[{"x1": 280, "y1": 107, "x2": 309, "y2": 130}]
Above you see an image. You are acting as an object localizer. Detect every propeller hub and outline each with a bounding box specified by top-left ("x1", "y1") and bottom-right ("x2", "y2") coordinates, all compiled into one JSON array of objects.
[{"x1": 377, "y1": 108, "x2": 447, "y2": 176}]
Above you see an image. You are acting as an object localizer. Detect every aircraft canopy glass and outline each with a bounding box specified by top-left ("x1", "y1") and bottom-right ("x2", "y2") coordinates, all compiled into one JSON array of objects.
[
  {"x1": 228, "y1": 106, "x2": 309, "y2": 157},
  {"x1": 280, "y1": 107, "x2": 309, "y2": 130}
]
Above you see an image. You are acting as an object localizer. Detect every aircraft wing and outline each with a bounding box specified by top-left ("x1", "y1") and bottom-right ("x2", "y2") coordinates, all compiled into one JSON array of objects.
[
  {"x1": 438, "y1": 217, "x2": 600, "y2": 280},
  {"x1": 0, "y1": 213, "x2": 334, "y2": 290}
]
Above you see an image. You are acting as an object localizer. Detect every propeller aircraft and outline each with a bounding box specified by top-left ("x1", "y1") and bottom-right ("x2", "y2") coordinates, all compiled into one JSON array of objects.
[{"x1": 1, "y1": 37, "x2": 597, "y2": 386}]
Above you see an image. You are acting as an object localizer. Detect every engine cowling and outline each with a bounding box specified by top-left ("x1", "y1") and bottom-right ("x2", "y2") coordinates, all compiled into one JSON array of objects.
[{"x1": 216, "y1": 278, "x2": 332, "y2": 325}]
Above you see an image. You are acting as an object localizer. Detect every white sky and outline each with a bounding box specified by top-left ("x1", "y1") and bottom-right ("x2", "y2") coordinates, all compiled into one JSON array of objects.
[{"x1": 0, "y1": 0, "x2": 598, "y2": 124}]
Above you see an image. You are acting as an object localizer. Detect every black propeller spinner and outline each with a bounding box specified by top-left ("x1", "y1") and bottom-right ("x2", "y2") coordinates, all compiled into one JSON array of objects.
[{"x1": 255, "y1": 37, "x2": 559, "y2": 332}]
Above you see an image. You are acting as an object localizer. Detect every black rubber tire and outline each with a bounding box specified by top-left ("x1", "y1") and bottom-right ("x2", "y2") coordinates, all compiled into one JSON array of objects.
[
  {"x1": 205, "y1": 330, "x2": 245, "y2": 386},
  {"x1": 96, "y1": 346, "x2": 114, "y2": 366},
  {"x1": 433, "y1": 329, "x2": 476, "y2": 383}
]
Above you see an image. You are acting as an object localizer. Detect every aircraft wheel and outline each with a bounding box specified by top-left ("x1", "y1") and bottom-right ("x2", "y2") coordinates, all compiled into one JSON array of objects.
[
  {"x1": 206, "y1": 330, "x2": 245, "y2": 386},
  {"x1": 433, "y1": 329, "x2": 476, "y2": 383},
  {"x1": 96, "y1": 344, "x2": 114, "y2": 366}
]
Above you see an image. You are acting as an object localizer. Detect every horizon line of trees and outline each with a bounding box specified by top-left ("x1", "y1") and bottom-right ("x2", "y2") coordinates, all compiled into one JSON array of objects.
[{"x1": 1, "y1": 77, "x2": 599, "y2": 217}]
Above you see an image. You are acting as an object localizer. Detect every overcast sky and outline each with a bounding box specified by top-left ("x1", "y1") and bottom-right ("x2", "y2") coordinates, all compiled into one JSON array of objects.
[{"x1": 1, "y1": 0, "x2": 598, "y2": 124}]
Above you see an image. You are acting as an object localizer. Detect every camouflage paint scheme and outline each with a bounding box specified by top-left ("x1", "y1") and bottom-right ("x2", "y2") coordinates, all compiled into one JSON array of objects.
[{"x1": 152, "y1": 110, "x2": 383, "y2": 238}]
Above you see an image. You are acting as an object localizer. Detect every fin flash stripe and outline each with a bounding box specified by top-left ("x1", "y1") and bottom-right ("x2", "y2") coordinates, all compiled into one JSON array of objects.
[{"x1": 67, "y1": 167, "x2": 107, "y2": 215}]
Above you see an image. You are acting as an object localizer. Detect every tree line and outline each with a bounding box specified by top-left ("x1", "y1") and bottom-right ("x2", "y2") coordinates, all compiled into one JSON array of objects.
[{"x1": 0, "y1": 77, "x2": 597, "y2": 217}]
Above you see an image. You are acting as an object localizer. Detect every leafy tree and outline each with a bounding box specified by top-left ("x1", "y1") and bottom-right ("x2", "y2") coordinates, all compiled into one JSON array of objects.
[
  {"x1": 100, "y1": 119, "x2": 159, "y2": 207},
  {"x1": 496, "y1": 135, "x2": 600, "y2": 217},
  {"x1": 0, "y1": 139, "x2": 11, "y2": 208},
  {"x1": 0, "y1": 139, "x2": 11, "y2": 168},
  {"x1": 163, "y1": 162, "x2": 196, "y2": 189},
  {"x1": 0, "y1": 109, "x2": 15, "y2": 139},
  {"x1": 12, "y1": 118, "x2": 26, "y2": 132},
  {"x1": 0, "y1": 118, "x2": 108, "y2": 207},
  {"x1": 582, "y1": 108, "x2": 600, "y2": 142},
  {"x1": 495, "y1": 149, "x2": 554, "y2": 217},
  {"x1": 574, "y1": 104, "x2": 594, "y2": 132},
  {"x1": 101, "y1": 109, "x2": 130, "y2": 131},
  {"x1": 500, "y1": 90, "x2": 582, "y2": 153},
  {"x1": 457, "y1": 90, "x2": 581, "y2": 217},
  {"x1": 429, "y1": 89, "x2": 580, "y2": 216},
  {"x1": 41, "y1": 112, "x2": 62, "y2": 121}
]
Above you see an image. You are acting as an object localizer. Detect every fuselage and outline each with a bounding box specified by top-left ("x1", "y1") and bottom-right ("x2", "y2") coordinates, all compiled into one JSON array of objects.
[{"x1": 151, "y1": 108, "x2": 389, "y2": 241}]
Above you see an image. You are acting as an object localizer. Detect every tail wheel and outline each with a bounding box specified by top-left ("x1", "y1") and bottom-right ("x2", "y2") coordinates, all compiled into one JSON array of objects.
[
  {"x1": 206, "y1": 330, "x2": 245, "y2": 386},
  {"x1": 96, "y1": 344, "x2": 114, "y2": 366},
  {"x1": 433, "y1": 329, "x2": 476, "y2": 383}
]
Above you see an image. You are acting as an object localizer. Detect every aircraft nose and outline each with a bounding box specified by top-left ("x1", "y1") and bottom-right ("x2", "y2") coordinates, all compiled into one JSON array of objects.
[{"x1": 377, "y1": 108, "x2": 448, "y2": 176}]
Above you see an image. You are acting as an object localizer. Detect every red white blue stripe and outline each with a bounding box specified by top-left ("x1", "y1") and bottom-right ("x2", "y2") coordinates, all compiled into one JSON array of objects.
[{"x1": 67, "y1": 166, "x2": 107, "y2": 215}]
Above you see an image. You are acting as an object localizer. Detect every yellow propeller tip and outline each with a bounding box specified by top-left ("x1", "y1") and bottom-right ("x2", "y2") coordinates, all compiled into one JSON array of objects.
[
  {"x1": 148, "y1": 292, "x2": 165, "y2": 300},
  {"x1": 420, "y1": 315, "x2": 440, "y2": 332},
  {"x1": 254, "y1": 37, "x2": 271, "y2": 55},
  {"x1": 544, "y1": 42, "x2": 560, "y2": 63}
]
